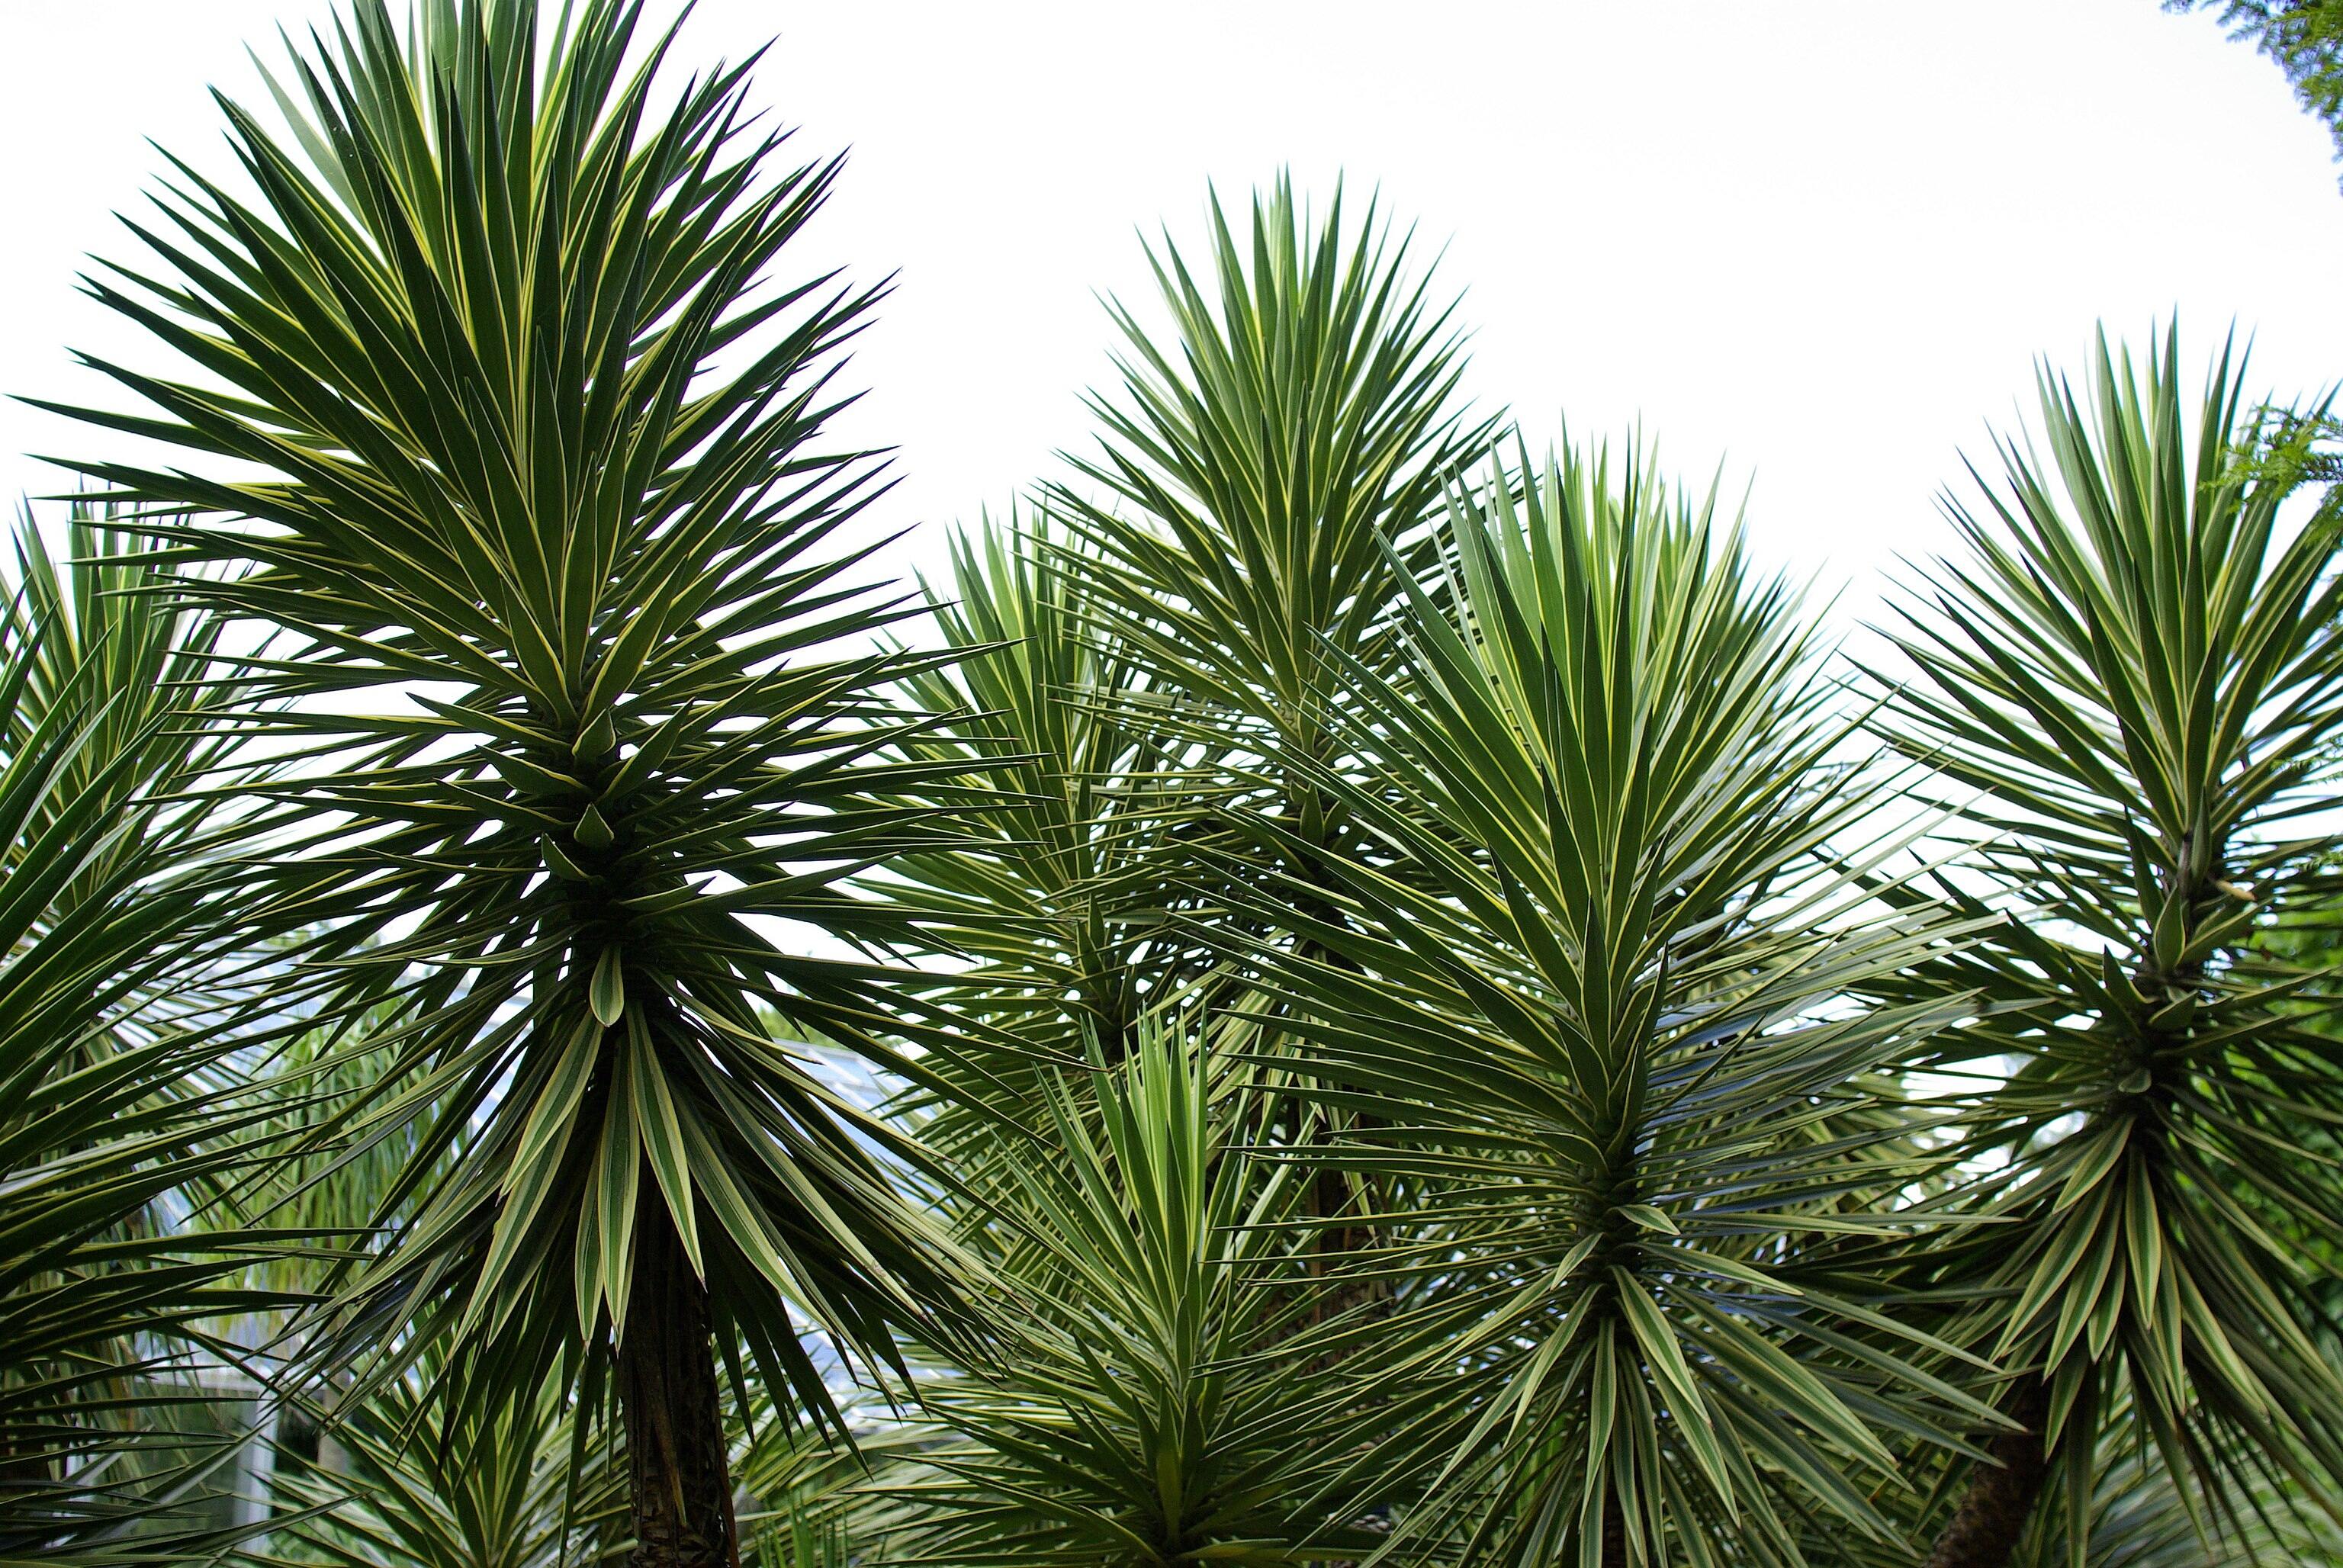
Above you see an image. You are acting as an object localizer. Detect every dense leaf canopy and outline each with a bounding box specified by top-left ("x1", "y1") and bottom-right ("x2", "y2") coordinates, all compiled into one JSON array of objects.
[{"x1": 5, "y1": 5, "x2": 2342, "y2": 1567}]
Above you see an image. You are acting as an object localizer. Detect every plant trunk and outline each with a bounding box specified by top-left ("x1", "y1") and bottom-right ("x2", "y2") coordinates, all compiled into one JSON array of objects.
[
  {"x1": 1601, "y1": 1492, "x2": 1628, "y2": 1568},
  {"x1": 615, "y1": 1190, "x2": 735, "y2": 1568},
  {"x1": 1922, "y1": 1374, "x2": 2049, "y2": 1568}
]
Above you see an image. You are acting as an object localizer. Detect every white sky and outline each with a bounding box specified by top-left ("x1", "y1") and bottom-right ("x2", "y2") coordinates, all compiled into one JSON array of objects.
[{"x1": 5, "y1": 0, "x2": 2341, "y2": 630}]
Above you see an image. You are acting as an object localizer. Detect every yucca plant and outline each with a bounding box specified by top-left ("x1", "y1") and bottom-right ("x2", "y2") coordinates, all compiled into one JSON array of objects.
[
  {"x1": 55, "y1": 3, "x2": 990, "y2": 1560},
  {"x1": 831, "y1": 182, "x2": 1489, "y2": 1565},
  {"x1": 733, "y1": 1403, "x2": 927, "y2": 1568},
  {"x1": 1872, "y1": 326, "x2": 2343, "y2": 1568},
  {"x1": 879, "y1": 510, "x2": 1207, "y2": 1084},
  {"x1": 249, "y1": 1349, "x2": 628, "y2": 1568},
  {"x1": 1046, "y1": 175, "x2": 1490, "y2": 924},
  {"x1": 0, "y1": 508, "x2": 297, "y2": 1559},
  {"x1": 1016, "y1": 178, "x2": 1509, "y2": 1326},
  {"x1": 252, "y1": 1287, "x2": 914, "y2": 1568},
  {"x1": 1211, "y1": 440, "x2": 1997, "y2": 1567},
  {"x1": 34, "y1": 2, "x2": 2343, "y2": 1554},
  {"x1": 2004, "y1": 1433, "x2": 2343, "y2": 1568},
  {"x1": 1810, "y1": 1413, "x2": 2343, "y2": 1568},
  {"x1": 4, "y1": 503, "x2": 252, "y2": 915},
  {"x1": 880, "y1": 1012, "x2": 1399, "y2": 1566}
]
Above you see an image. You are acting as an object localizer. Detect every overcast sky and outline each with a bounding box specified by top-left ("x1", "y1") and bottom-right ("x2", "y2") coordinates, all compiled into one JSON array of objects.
[{"x1": 5, "y1": 1, "x2": 2341, "y2": 626}]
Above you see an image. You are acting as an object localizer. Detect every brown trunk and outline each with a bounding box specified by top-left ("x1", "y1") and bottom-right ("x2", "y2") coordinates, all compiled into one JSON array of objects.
[
  {"x1": 1601, "y1": 1492, "x2": 1629, "y2": 1568},
  {"x1": 1923, "y1": 1374, "x2": 2050, "y2": 1568},
  {"x1": 615, "y1": 1190, "x2": 735, "y2": 1568}
]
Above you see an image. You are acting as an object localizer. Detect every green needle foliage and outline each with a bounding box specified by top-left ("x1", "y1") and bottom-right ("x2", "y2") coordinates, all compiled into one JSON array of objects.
[
  {"x1": 54, "y1": 1, "x2": 985, "y2": 1558},
  {"x1": 731, "y1": 1409, "x2": 914, "y2": 1568},
  {"x1": 1212, "y1": 442, "x2": 1993, "y2": 1567},
  {"x1": 1874, "y1": 326, "x2": 2343, "y2": 1566}
]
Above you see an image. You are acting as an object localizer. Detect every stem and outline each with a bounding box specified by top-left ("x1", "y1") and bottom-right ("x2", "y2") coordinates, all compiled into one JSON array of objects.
[
  {"x1": 1921, "y1": 1374, "x2": 2049, "y2": 1568},
  {"x1": 615, "y1": 1187, "x2": 734, "y2": 1568}
]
